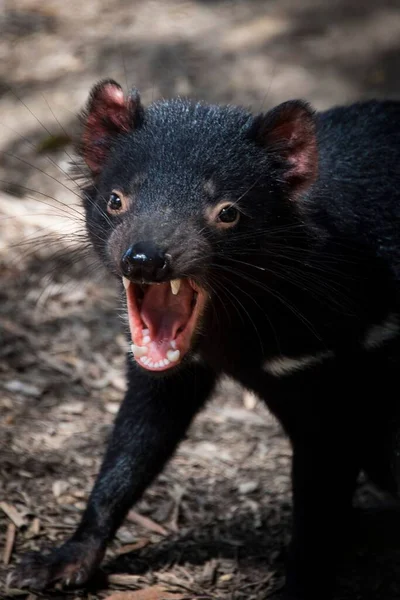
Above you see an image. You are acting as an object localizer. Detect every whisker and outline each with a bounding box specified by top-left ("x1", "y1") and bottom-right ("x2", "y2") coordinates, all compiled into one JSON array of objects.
[
  {"x1": 224, "y1": 276, "x2": 279, "y2": 354},
  {"x1": 40, "y1": 94, "x2": 111, "y2": 223},
  {"x1": 213, "y1": 262, "x2": 322, "y2": 341},
  {"x1": 1, "y1": 150, "x2": 82, "y2": 200},
  {"x1": 0, "y1": 179, "x2": 84, "y2": 221},
  {"x1": 211, "y1": 271, "x2": 267, "y2": 354}
]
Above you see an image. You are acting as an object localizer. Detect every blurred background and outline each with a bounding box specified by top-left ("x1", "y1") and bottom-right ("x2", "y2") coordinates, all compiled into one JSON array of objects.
[{"x1": 1, "y1": 1, "x2": 400, "y2": 598}]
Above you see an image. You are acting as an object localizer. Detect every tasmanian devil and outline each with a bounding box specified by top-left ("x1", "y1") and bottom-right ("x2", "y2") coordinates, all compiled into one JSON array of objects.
[{"x1": 10, "y1": 79, "x2": 400, "y2": 599}]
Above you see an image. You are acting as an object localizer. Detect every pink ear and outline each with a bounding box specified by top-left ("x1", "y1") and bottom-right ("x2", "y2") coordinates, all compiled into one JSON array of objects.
[
  {"x1": 251, "y1": 101, "x2": 318, "y2": 197},
  {"x1": 81, "y1": 79, "x2": 143, "y2": 175}
]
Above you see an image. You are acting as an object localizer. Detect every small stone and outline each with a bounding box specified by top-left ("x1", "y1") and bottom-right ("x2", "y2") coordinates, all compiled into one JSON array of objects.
[
  {"x1": 52, "y1": 480, "x2": 69, "y2": 498},
  {"x1": 238, "y1": 480, "x2": 259, "y2": 495}
]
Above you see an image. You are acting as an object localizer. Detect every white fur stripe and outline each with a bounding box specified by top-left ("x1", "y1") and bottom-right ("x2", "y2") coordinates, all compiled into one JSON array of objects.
[
  {"x1": 364, "y1": 313, "x2": 399, "y2": 349},
  {"x1": 263, "y1": 351, "x2": 334, "y2": 377},
  {"x1": 263, "y1": 314, "x2": 399, "y2": 377}
]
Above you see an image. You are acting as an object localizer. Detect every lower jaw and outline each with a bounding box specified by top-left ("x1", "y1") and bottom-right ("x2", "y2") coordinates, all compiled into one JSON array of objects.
[
  {"x1": 127, "y1": 283, "x2": 207, "y2": 373},
  {"x1": 136, "y1": 354, "x2": 183, "y2": 372},
  {"x1": 132, "y1": 336, "x2": 185, "y2": 372}
]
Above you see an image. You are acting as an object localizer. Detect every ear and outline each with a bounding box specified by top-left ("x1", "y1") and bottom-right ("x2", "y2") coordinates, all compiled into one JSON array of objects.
[
  {"x1": 80, "y1": 79, "x2": 144, "y2": 176},
  {"x1": 249, "y1": 100, "x2": 318, "y2": 197}
]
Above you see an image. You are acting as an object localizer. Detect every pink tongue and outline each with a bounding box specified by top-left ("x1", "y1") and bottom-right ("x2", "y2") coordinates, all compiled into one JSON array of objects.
[{"x1": 140, "y1": 281, "x2": 193, "y2": 342}]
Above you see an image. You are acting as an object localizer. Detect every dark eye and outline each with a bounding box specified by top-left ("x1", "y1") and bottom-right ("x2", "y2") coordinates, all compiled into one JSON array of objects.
[
  {"x1": 107, "y1": 191, "x2": 127, "y2": 215},
  {"x1": 218, "y1": 205, "x2": 239, "y2": 224}
]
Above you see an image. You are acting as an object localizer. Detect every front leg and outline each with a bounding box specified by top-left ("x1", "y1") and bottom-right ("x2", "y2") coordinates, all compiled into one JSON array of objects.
[
  {"x1": 284, "y1": 434, "x2": 360, "y2": 600},
  {"x1": 11, "y1": 361, "x2": 216, "y2": 591}
]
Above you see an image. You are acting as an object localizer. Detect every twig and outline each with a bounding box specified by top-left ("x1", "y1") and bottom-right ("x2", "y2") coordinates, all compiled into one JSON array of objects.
[
  {"x1": 3, "y1": 522, "x2": 16, "y2": 564},
  {"x1": 0, "y1": 502, "x2": 26, "y2": 528},
  {"x1": 127, "y1": 510, "x2": 168, "y2": 536}
]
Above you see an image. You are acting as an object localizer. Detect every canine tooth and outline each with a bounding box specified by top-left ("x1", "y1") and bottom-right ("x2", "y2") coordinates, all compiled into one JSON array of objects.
[
  {"x1": 170, "y1": 340, "x2": 177, "y2": 349},
  {"x1": 142, "y1": 335, "x2": 151, "y2": 345},
  {"x1": 167, "y1": 349, "x2": 180, "y2": 362},
  {"x1": 142, "y1": 328, "x2": 150, "y2": 335},
  {"x1": 170, "y1": 279, "x2": 181, "y2": 295},
  {"x1": 123, "y1": 277, "x2": 131, "y2": 290},
  {"x1": 131, "y1": 344, "x2": 148, "y2": 358}
]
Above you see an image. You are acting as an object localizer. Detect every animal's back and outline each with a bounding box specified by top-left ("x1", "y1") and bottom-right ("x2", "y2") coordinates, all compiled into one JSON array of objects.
[{"x1": 315, "y1": 101, "x2": 400, "y2": 280}]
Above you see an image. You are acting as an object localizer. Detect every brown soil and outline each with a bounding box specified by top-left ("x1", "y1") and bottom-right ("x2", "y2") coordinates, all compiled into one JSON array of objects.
[{"x1": 1, "y1": 1, "x2": 400, "y2": 599}]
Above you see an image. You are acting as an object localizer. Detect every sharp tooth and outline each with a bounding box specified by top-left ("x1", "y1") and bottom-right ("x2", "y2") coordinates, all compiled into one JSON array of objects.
[
  {"x1": 142, "y1": 335, "x2": 151, "y2": 345},
  {"x1": 170, "y1": 340, "x2": 177, "y2": 349},
  {"x1": 131, "y1": 343, "x2": 148, "y2": 358},
  {"x1": 123, "y1": 277, "x2": 131, "y2": 290},
  {"x1": 170, "y1": 279, "x2": 181, "y2": 295},
  {"x1": 167, "y1": 349, "x2": 180, "y2": 362}
]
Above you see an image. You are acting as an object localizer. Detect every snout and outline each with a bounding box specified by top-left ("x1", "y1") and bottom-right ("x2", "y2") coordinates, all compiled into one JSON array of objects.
[
  {"x1": 120, "y1": 241, "x2": 170, "y2": 282},
  {"x1": 111, "y1": 229, "x2": 211, "y2": 373}
]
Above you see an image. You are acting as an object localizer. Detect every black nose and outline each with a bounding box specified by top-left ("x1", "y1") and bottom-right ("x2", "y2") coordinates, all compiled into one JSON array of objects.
[{"x1": 121, "y1": 242, "x2": 168, "y2": 282}]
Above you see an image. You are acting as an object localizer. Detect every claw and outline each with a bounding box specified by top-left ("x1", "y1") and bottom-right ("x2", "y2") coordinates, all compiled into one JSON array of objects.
[{"x1": 10, "y1": 539, "x2": 103, "y2": 591}]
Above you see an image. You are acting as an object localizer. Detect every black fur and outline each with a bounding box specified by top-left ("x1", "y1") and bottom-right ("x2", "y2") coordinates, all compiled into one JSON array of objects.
[{"x1": 11, "y1": 84, "x2": 400, "y2": 599}]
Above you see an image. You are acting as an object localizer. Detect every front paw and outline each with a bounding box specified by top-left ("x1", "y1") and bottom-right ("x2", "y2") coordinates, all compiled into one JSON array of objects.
[{"x1": 8, "y1": 539, "x2": 104, "y2": 591}]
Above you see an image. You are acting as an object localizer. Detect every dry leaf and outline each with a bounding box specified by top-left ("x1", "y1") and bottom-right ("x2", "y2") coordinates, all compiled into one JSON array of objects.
[
  {"x1": 116, "y1": 538, "x2": 150, "y2": 555},
  {"x1": 238, "y1": 480, "x2": 259, "y2": 495},
  {"x1": 56, "y1": 494, "x2": 77, "y2": 505},
  {"x1": 107, "y1": 574, "x2": 142, "y2": 587},
  {"x1": 59, "y1": 401, "x2": 84, "y2": 414},
  {"x1": 3, "y1": 522, "x2": 16, "y2": 564},
  {"x1": 0, "y1": 502, "x2": 27, "y2": 528},
  {"x1": 104, "y1": 585, "x2": 186, "y2": 600},
  {"x1": 199, "y1": 559, "x2": 219, "y2": 585},
  {"x1": 127, "y1": 510, "x2": 168, "y2": 536},
  {"x1": 168, "y1": 485, "x2": 184, "y2": 533},
  {"x1": 243, "y1": 390, "x2": 257, "y2": 410},
  {"x1": 3, "y1": 379, "x2": 42, "y2": 397},
  {"x1": 25, "y1": 517, "x2": 40, "y2": 539},
  {"x1": 52, "y1": 480, "x2": 69, "y2": 498},
  {"x1": 219, "y1": 574, "x2": 233, "y2": 582}
]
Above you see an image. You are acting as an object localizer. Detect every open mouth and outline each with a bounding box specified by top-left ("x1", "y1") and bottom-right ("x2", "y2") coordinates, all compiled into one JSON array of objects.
[{"x1": 123, "y1": 277, "x2": 207, "y2": 371}]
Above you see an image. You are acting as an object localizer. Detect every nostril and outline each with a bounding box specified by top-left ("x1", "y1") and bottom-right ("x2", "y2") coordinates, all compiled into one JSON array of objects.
[
  {"x1": 120, "y1": 242, "x2": 168, "y2": 280},
  {"x1": 120, "y1": 250, "x2": 135, "y2": 277}
]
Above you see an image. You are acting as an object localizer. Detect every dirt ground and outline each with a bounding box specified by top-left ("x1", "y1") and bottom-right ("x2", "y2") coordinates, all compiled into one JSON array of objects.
[{"x1": 1, "y1": 1, "x2": 400, "y2": 599}]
